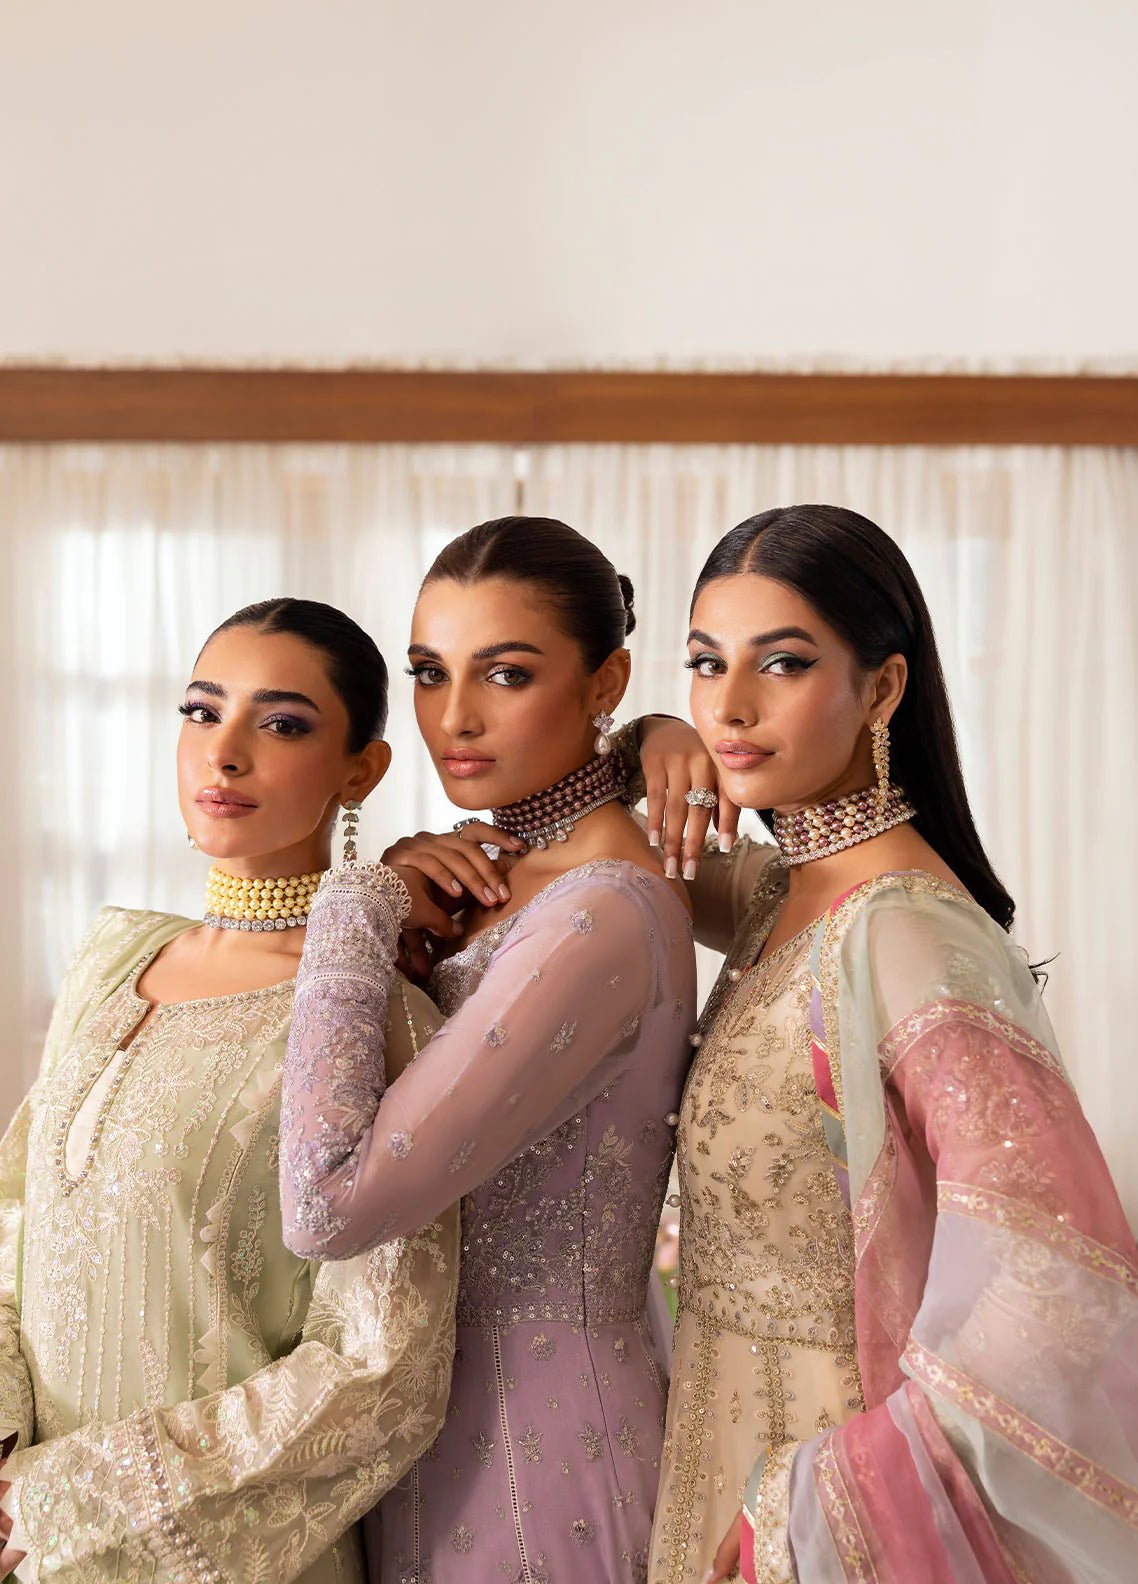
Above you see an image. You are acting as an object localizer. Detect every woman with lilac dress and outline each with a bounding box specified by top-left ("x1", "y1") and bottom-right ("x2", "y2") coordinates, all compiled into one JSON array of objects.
[{"x1": 280, "y1": 517, "x2": 697, "y2": 1584}]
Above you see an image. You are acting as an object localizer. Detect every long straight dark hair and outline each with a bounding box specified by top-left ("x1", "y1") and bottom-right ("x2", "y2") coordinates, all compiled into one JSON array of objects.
[{"x1": 693, "y1": 505, "x2": 1015, "y2": 931}]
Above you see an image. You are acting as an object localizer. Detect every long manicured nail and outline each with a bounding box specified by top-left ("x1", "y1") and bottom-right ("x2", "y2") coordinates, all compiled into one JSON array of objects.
[
  {"x1": 718, "y1": 832, "x2": 735, "y2": 853},
  {"x1": 648, "y1": 829, "x2": 661, "y2": 849},
  {"x1": 483, "y1": 887, "x2": 499, "y2": 905},
  {"x1": 665, "y1": 856, "x2": 678, "y2": 880},
  {"x1": 498, "y1": 884, "x2": 511, "y2": 902},
  {"x1": 683, "y1": 858, "x2": 697, "y2": 882},
  {"x1": 450, "y1": 879, "x2": 464, "y2": 896}
]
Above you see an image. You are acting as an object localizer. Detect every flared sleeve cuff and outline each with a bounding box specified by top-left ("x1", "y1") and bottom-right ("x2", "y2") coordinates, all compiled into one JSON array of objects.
[{"x1": 1, "y1": 1209, "x2": 458, "y2": 1582}]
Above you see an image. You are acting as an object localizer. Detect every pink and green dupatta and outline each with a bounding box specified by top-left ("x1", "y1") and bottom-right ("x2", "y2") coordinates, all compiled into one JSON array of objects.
[{"x1": 740, "y1": 874, "x2": 1138, "y2": 1584}]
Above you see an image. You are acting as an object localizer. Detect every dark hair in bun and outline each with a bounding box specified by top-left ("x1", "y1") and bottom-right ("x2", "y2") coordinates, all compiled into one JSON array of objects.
[
  {"x1": 425, "y1": 515, "x2": 635, "y2": 671},
  {"x1": 205, "y1": 597, "x2": 388, "y2": 750},
  {"x1": 617, "y1": 573, "x2": 637, "y2": 636}
]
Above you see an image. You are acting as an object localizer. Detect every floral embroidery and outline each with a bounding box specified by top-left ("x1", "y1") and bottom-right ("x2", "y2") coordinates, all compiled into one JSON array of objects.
[
  {"x1": 5, "y1": 906, "x2": 457, "y2": 1577},
  {"x1": 656, "y1": 873, "x2": 861, "y2": 1583}
]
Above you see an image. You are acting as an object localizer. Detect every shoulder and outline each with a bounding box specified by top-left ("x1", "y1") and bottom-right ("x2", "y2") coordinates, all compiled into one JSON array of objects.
[
  {"x1": 826, "y1": 871, "x2": 999, "y2": 955},
  {"x1": 66, "y1": 904, "x2": 192, "y2": 980},
  {"x1": 42, "y1": 905, "x2": 194, "y2": 1075},
  {"x1": 822, "y1": 870, "x2": 1044, "y2": 1032},
  {"x1": 544, "y1": 859, "x2": 689, "y2": 934}
]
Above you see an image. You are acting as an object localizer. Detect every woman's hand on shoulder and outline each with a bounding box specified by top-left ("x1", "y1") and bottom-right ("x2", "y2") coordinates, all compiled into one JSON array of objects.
[
  {"x1": 639, "y1": 715, "x2": 741, "y2": 879},
  {"x1": 384, "y1": 825, "x2": 527, "y2": 976}
]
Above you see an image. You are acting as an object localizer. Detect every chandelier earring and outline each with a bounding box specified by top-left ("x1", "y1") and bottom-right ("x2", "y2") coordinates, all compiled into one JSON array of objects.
[
  {"x1": 341, "y1": 800, "x2": 361, "y2": 865},
  {"x1": 871, "y1": 718, "x2": 891, "y2": 813},
  {"x1": 592, "y1": 710, "x2": 616, "y2": 757}
]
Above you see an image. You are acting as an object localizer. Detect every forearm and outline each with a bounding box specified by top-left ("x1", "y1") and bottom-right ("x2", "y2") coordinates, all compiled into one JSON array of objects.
[
  {"x1": 3, "y1": 1211, "x2": 457, "y2": 1583},
  {"x1": 279, "y1": 863, "x2": 411, "y2": 1259}
]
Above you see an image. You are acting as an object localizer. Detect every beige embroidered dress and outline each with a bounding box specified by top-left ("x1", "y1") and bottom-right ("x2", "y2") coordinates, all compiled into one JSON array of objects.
[
  {"x1": 650, "y1": 843, "x2": 862, "y2": 1584},
  {"x1": 0, "y1": 905, "x2": 458, "y2": 1584}
]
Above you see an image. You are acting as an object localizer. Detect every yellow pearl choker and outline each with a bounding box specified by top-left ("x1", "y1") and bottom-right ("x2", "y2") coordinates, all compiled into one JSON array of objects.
[{"x1": 203, "y1": 866, "x2": 325, "y2": 931}]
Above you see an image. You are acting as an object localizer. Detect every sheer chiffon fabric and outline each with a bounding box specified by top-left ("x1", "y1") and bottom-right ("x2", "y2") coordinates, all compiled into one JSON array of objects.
[
  {"x1": 280, "y1": 858, "x2": 697, "y2": 1582},
  {"x1": 738, "y1": 876, "x2": 1138, "y2": 1584}
]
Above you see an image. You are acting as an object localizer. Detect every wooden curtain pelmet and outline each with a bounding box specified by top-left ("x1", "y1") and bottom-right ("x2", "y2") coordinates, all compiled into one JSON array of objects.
[{"x1": 0, "y1": 368, "x2": 1136, "y2": 445}]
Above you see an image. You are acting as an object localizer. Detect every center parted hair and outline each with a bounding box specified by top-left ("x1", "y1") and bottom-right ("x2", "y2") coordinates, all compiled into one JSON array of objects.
[
  {"x1": 693, "y1": 505, "x2": 1015, "y2": 931},
  {"x1": 206, "y1": 598, "x2": 389, "y2": 750},
  {"x1": 422, "y1": 516, "x2": 636, "y2": 671}
]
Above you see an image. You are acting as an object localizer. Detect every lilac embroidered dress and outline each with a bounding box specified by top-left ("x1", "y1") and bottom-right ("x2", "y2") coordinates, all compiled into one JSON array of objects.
[{"x1": 280, "y1": 859, "x2": 696, "y2": 1584}]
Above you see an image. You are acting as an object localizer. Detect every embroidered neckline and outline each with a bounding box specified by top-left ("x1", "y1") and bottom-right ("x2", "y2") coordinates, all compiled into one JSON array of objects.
[
  {"x1": 53, "y1": 942, "x2": 295, "y2": 1197},
  {"x1": 126, "y1": 945, "x2": 297, "y2": 1020}
]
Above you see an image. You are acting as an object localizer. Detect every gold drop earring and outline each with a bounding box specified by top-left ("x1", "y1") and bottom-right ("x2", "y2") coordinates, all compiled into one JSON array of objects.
[
  {"x1": 871, "y1": 718, "x2": 891, "y2": 813},
  {"x1": 341, "y1": 800, "x2": 361, "y2": 864}
]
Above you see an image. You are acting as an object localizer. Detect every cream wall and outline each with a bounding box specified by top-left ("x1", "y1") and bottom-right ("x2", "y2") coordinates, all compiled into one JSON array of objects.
[{"x1": 1, "y1": 0, "x2": 1135, "y2": 365}]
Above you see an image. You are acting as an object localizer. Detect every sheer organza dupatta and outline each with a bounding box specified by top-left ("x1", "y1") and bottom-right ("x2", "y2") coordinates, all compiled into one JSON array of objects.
[{"x1": 740, "y1": 877, "x2": 1138, "y2": 1584}]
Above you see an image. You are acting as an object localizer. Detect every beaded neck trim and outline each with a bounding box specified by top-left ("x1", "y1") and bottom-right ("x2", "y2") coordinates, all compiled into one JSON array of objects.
[
  {"x1": 203, "y1": 866, "x2": 326, "y2": 930},
  {"x1": 490, "y1": 753, "x2": 629, "y2": 851},
  {"x1": 772, "y1": 783, "x2": 916, "y2": 865}
]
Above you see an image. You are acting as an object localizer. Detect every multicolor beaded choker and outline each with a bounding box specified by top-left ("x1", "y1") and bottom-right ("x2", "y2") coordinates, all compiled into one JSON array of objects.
[
  {"x1": 489, "y1": 753, "x2": 629, "y2": 852},
  {"x1": 772, "y1": 783, "x2": 916, "y2": 865},
  {"x1": 203, "y1": 866, "x2": 326, "y2": 930}
]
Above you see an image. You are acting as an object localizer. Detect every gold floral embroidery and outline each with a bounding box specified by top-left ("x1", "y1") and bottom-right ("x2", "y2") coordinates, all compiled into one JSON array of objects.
[
  {"x1": 654, "y1": 876, "x2": 862, "y2": 1584},
  {"x1": 938, "y1": 1182, "x2": 1138, "y2": 1294},
  {"x1": 905, "y1": 1339, "x2": 1138, "y2": 1526},
  {"x1": 814, "y1": 1434, "x2": 877, "y2": 1584}
]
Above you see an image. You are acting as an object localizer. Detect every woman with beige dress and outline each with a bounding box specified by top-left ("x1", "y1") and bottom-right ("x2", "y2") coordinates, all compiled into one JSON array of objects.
[{"x1": 632, "y1": 506, "x2": 1137, "y2": 1584}]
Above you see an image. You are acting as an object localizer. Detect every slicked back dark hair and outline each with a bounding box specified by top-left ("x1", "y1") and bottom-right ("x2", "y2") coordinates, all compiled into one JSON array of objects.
[
  {"x1": 206, "y1": 597, "x2": 388, "y2": 750},
  {"x1": 424, "y1": 516, "x2": 636, "y2": 672},
  {"x1": 693, "y1": 505, "x2": 1015, "y2": 930}
]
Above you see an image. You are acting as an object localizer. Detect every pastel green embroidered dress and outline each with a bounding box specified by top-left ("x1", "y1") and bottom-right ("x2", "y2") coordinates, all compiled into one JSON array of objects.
[{"x1": 0, "y1": 905, "x2": 458, "y2": 1583}]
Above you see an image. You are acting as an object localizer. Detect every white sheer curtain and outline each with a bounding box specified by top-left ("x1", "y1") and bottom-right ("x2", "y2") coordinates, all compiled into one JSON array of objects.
[
  {"x1": 0, "y1": 444, "x2": 518, "y2": 1097},
  {"x1": 524, "y1": 444, "x2": 1138, "y2": 1217},
  {"x1": 2, "y1": 440, "x2": 1135, "y2": 1216}
]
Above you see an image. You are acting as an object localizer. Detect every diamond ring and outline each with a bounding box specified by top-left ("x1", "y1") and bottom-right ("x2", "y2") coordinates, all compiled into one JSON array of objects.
[{"x1": 684, "y1": 787, "x2": 718, "y2": 810}]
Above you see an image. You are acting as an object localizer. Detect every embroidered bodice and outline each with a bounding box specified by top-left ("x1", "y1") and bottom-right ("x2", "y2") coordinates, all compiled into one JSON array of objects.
[{"x1": 280, "y1": 860, "x2": 698, "y2": 1328}]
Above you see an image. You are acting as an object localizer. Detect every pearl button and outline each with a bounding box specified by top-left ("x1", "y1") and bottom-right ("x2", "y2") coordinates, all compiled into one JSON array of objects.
[
  {"x1": 664, "y1": 1112, "x2": 680, "y2": 1127},
  {"x1": 729, "y1": 967, "x2": 742, "y2": 981},
  {"x1": 688, "y1": 1033, "x2": 703, "y2": 1047},
  {"x1": 666, "y1": 1193, "x2": 680, "y2": 1208}
]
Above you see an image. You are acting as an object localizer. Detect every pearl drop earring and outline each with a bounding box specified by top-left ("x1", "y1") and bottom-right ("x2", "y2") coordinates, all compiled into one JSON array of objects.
[{"x1": 592, "y1": 711, "x2": 615, "y2": 756}]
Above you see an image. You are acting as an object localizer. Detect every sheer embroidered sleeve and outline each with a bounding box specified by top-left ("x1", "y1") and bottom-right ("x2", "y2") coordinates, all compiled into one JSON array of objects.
[
  {"x1": 739, "y1": 882, "x2": 1138, "y2": 1584},
  {"x1": 684, "y1": 834, "x2": 781, "y2": 953},
  {"x1": 281, "y1": 860, "x2": 690, "y2": 1260}
]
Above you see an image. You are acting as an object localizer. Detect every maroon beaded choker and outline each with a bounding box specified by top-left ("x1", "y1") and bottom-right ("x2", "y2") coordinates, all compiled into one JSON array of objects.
[
  {"x1": 772, "y1": 783, "x2": 916, "y2": 865},
  {"x1": 490, "y1": 753, "x2": 629, "y2": 851}
]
